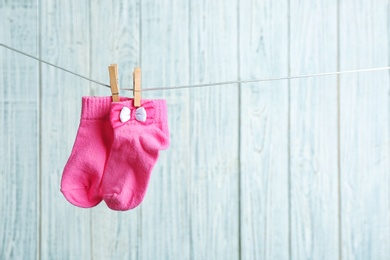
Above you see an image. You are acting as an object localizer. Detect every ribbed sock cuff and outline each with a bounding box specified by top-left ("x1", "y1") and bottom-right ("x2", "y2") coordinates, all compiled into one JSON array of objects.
[
  {"x1": 81, "y1": 96, "x2": 112, "y2": 119},
  {"x1": 81, "y1": 96, "x2": 167, "y2": 123}
]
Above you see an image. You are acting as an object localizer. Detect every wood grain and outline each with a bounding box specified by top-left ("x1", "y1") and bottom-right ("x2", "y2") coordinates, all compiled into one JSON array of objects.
[
  {"x1": 89, "y1": 1, "x2": 141, "y2": 259},
  {"x1": 340, "y1": 0, "x2": 390, "y2": 259},
  {"x1": 133, "y1": 67, "x2": 141, "y2": 107},
  {"x1": 289, "y1": 0, "x2": 339, "y2": 259},
  {"x1": 108, "y1": 64, "x2": 120, "y2": 102},
  {"x1": 140, "y1": 0, "x2": 191, "y2": 258},
  {"x1": 0, "y1": 1, "x2": 39, "y2": 259},
  {"x1": 0, "y1": 1, "x2": 390, "y2": 259},
  {"x1": 40, "y1": 0, "x2": 91, "y2": 258},
  {"x1": 189, "y1": 1, "x2": 239, "y2": 259},
  {"x1": 239, "y1": 0, "x2": 289, "y2": 259}
]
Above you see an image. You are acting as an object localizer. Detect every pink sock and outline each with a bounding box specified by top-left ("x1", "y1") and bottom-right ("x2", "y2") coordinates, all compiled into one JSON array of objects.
[
  {"x1": 101, "y1": 98, "x2": 170, "y2": 211},
  {"x1": 61, "y1": 96, "x2": 113, "y2": 208}
]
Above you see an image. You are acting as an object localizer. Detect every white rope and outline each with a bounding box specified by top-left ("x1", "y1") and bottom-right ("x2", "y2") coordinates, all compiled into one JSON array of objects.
[
  {"x1": 2, "y1": 43, "x2": 389, "y2": 92},
  {"x1": 124, "y1": 66, "x2": 390, "y2": 92}
]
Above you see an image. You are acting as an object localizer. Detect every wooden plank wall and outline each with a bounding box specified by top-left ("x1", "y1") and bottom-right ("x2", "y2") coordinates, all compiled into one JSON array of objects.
[
  {"x1": 0, "y1": 0, "x2": 389, "y2": 259},
  {"x1": 239, "y1": 0, "x2": 289, "y2": 259},
  {"x1": 339, "y1": 1, "x2": 390, "y2": 258},
  {"x1": 289, "y1": 1, "x2": 339, "y2": 259},
  {"x1": 0, "y1": 1, "x2": 39, "y2": 259}
]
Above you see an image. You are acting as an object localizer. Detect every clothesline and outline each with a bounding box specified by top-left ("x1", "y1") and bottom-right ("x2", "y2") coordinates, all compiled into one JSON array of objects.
[
  {"x1": 2, "y1": 43, "x2": 390, "y2": 92},
  {"x1": 0, "y1": 43, "x2": 110, "y2": 88}
]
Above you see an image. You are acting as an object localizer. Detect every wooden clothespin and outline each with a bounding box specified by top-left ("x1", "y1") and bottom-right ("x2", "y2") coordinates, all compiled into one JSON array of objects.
[
  {"x1": 133, "y1": 67, "x2": 141, "y2": 107},
  {"x1": 108, "y1": 64, "x2": 120, "y2": 102}
]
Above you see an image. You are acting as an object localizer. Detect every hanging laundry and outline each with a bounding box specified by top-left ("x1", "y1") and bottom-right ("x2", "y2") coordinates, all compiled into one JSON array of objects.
[
  {"x1": 102, "y1": 98, "x2": 169, "y2": 210},
  {"x1": 60, "y1": 65, "x2": 170, "y2": 211},
  {"x1": 60, "y1": 96, "x2": 170, "y2": 210}
]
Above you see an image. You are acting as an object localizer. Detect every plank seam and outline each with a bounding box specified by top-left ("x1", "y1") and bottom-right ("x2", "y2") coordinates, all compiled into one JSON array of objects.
[
  {"x1": 287, "y1": 0, "x2": 292, "y2": 258},
  {"x1": 37, "y1": 0, "x2": 43, "y2": 259},
  {"x1": 138, "y1": 1, "x2": 143, "y2": 259},
  {"x1": 237, "y1": 0, "x2": 242, "y2": 258},
  {"x1": 88, "y1": 1, "x2": 93, "y2": 259},
  {"x1": 188, "y1": 1, "x2": 194, "y2": 259},
  {"x1": 337, "y1": 0, "x2": 342, "y2": 259}
]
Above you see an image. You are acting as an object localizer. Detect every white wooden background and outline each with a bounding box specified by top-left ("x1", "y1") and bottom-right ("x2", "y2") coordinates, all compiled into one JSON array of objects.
[{"x1": 0, "y1": 0, "x2": 389, "y2": 259}]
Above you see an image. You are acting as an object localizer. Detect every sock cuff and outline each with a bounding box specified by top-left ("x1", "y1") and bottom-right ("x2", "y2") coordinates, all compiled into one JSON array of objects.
[
  {"x1": 109, "y1": 98, "x2": 168, "y2": 124},
  {"x1": 81, "y1": 96, "x2": 168, "y2": 123},
  {"x1": 151, "y1": 99, "x2": 168, "y2": 124},
  {"x1": 81, "y1": 96, "x2": 112, "y2": 119}
]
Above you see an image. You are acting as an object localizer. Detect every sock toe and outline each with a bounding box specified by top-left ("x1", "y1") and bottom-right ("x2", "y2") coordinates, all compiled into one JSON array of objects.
[{"x1": 61, "y1": 187, "x2": 102, "y2": 208}]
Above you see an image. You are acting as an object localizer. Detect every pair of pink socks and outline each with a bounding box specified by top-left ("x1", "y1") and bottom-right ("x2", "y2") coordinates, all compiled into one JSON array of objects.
[{"x1": 60, "y1": 96, "x2": 169, "y2": 211}]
